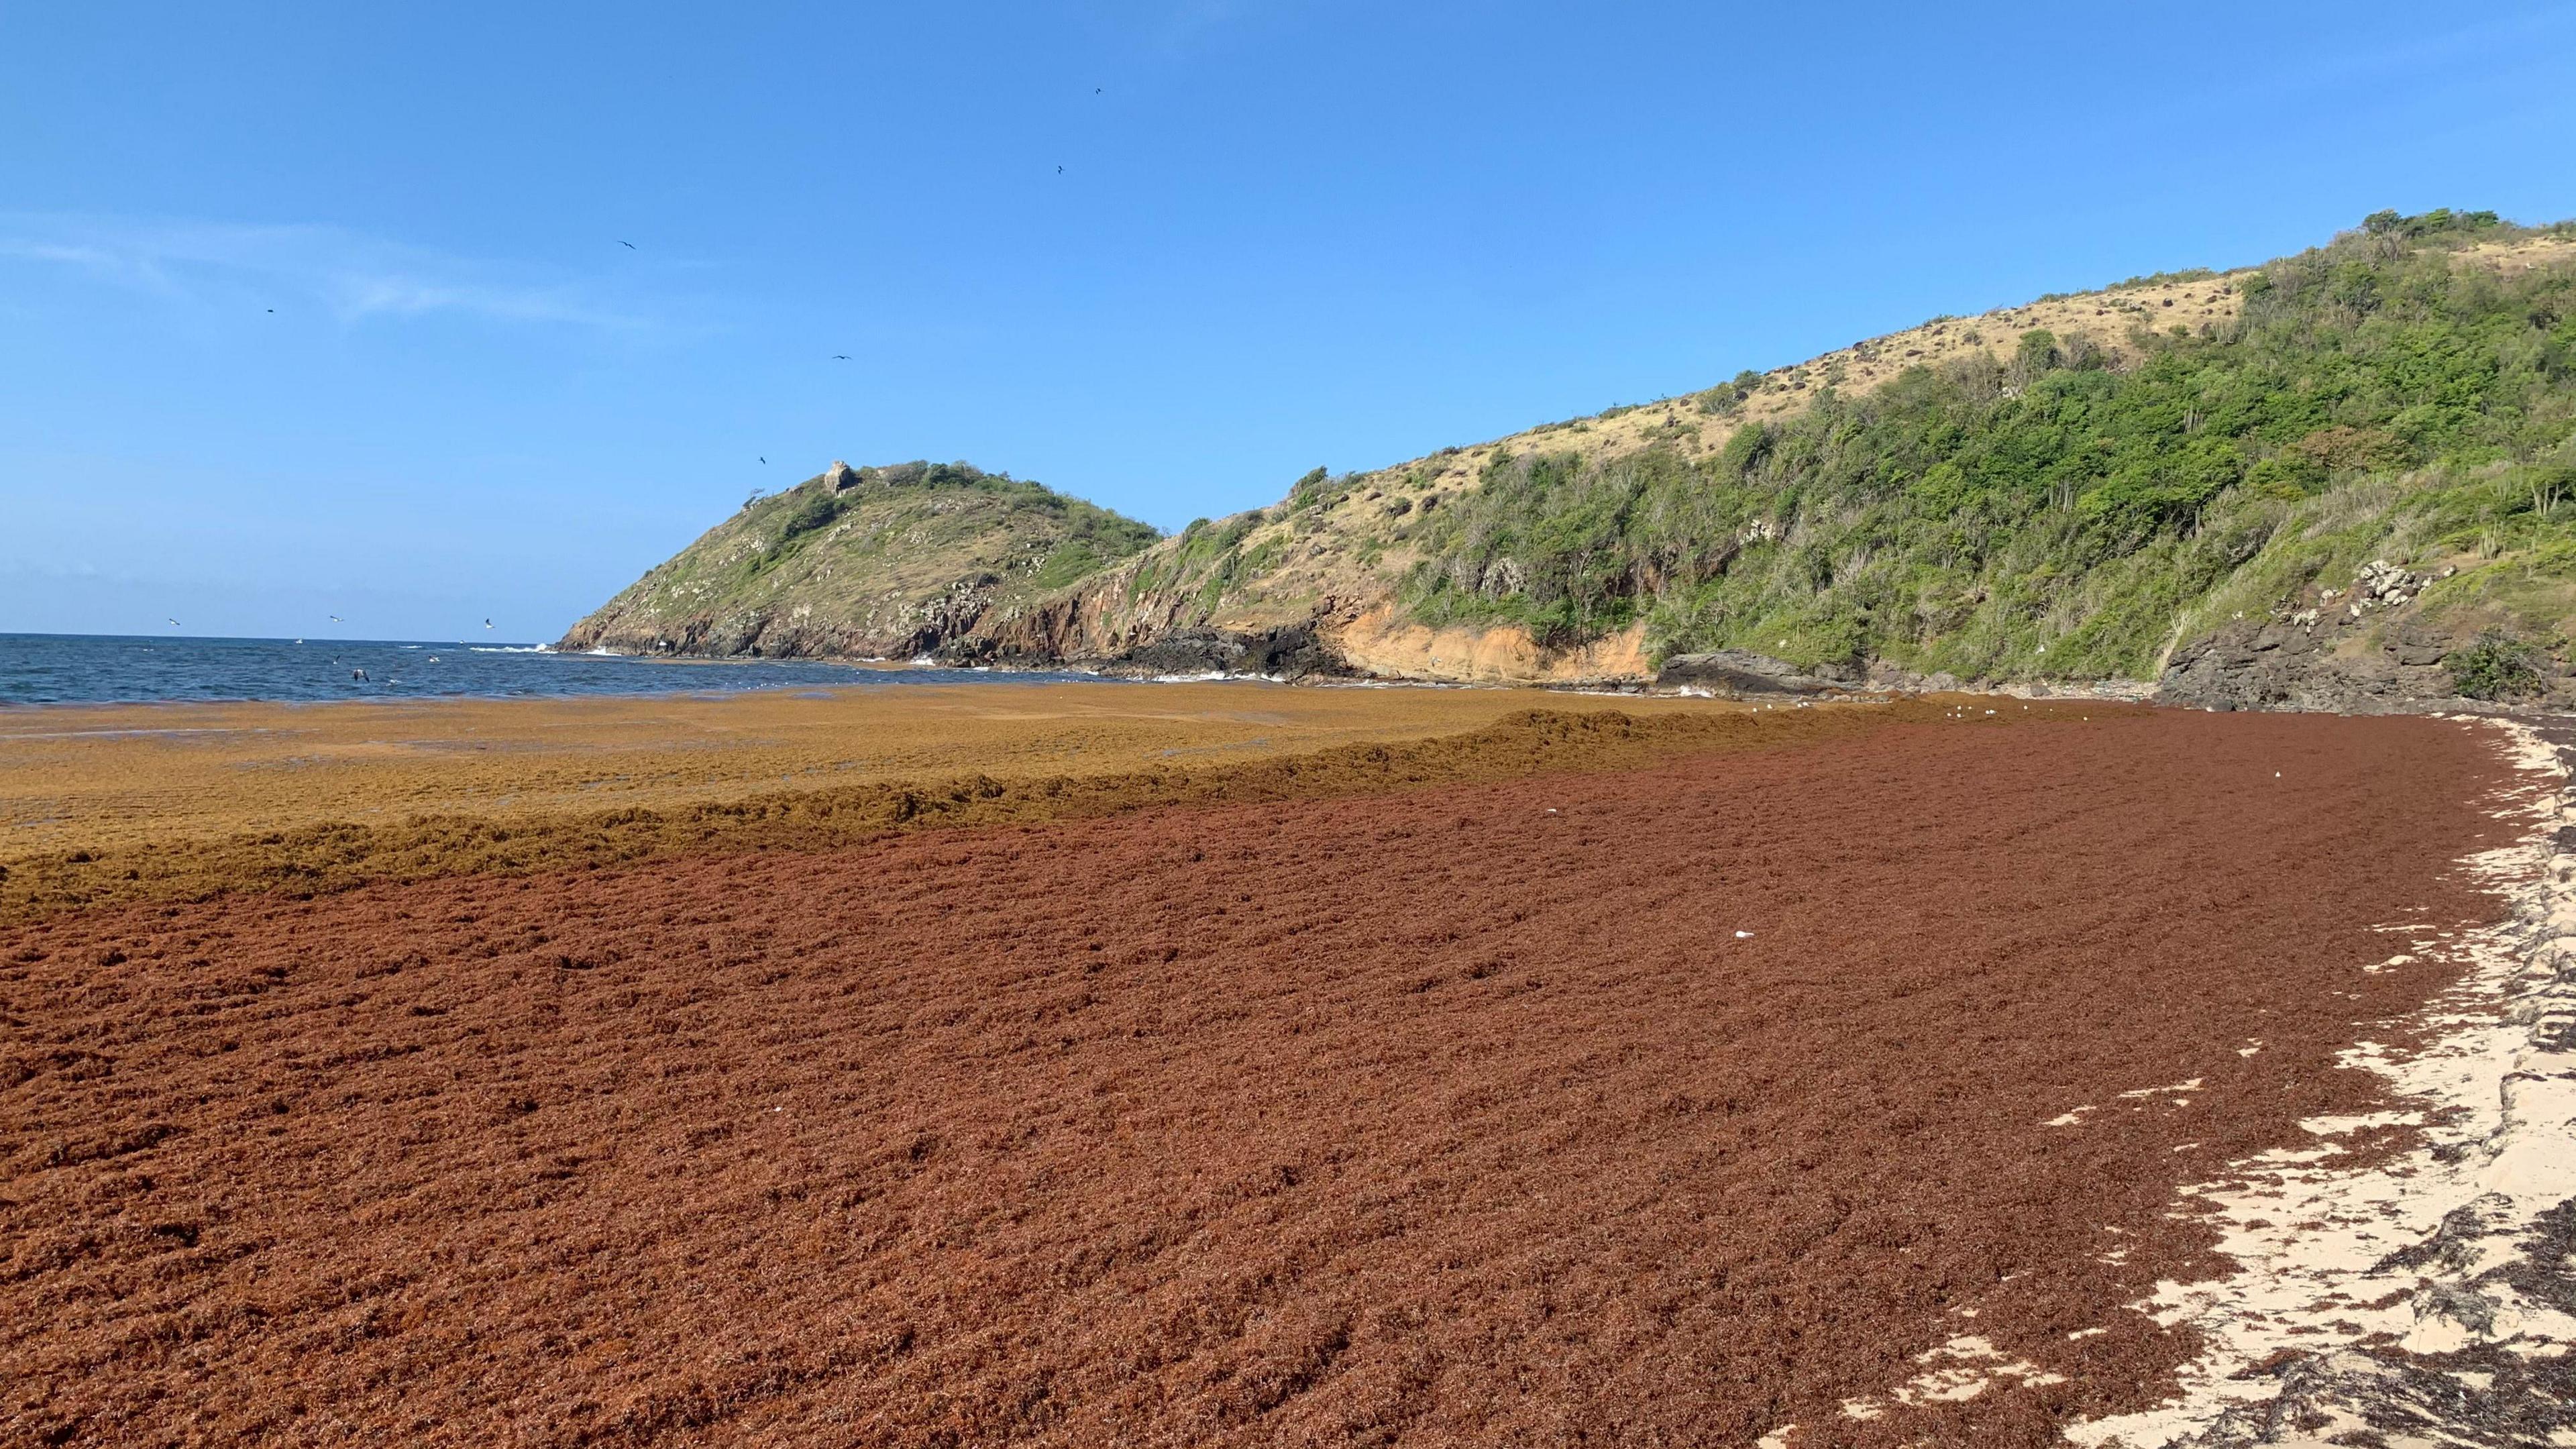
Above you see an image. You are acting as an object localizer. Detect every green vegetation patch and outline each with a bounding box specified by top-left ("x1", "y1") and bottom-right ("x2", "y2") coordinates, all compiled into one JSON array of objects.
[{"x1": 2449, "y1": 632, "x2": 2547, "y2": 700}]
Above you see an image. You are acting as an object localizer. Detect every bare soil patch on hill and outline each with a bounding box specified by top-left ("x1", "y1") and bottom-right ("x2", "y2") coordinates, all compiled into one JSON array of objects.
[{"x1": 0, "y1": 709, "x2": 2520, "y2": 1446}]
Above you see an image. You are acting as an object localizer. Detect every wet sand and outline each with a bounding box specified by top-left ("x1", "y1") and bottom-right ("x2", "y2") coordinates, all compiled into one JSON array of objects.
[{"x1": 0, "y1": 706, "x2": 2521, "y2": 1446}]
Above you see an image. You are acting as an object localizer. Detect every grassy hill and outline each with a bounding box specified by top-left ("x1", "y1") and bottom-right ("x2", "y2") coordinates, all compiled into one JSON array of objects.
[
  {"x1": 961, "y1": 210, "x2": 2576, "y2": 706},
  {"x1": 577, "y1": 211, "x2": 2576, "y2": 708},
  {"x1": 557, "y1": 461, "x2": 1160, "y2": 660},
  {"x1": 1411, "y1": 212, "x2": 2576, "y2": 682}
]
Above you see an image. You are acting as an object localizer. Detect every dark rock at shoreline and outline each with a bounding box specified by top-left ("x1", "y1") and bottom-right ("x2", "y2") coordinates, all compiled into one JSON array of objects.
[
  {"x1": 1656, "y1": 651, "x2": 1847, "y2": 696},
  {"x1": 1105, "y1": 625, "x2": 1346, "y2": 680}
]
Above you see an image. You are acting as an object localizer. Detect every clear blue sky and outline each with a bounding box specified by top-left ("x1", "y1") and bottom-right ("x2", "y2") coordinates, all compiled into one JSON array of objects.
[{"x1": 5, "y1": 2, "x2": 2573, "y2": 642}]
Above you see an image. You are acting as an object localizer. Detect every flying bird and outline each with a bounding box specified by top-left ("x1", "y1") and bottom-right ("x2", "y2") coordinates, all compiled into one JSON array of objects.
[
  {"x1": 831, "y1": 354, "x2": 851, "y2": 360},
  {"x1": 484, "y1": 619, "x2": 494, "y2": 629},
  {"x1": 1095, "y1": 87, "x2": 1103, "y2": 95},
  {"x1": 759, "y1": 456, "x2": 767, "y2": 464},
  {"x1": 618, "y1": 240, "x2": 637, "y2": 250},
  {"x1": 166, "y1": 618, "x2": 180, "y2": 627},
  {"x1": 1057, "y1": 165, "x2": 1064, "y2": 174},
  {"x1": 329, "y1": 614, "x2": 342, "y2": 623}
]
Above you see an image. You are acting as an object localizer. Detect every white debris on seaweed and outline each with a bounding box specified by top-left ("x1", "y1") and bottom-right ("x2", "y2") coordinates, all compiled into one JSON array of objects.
[
  {"x1": 2117, "y1": 1077, "x2": 2204, "y2": 1100},
  {"x1": 1838, "y1": 1335, "x2": 2068, "y2": 1421},
  {"x1": 2067, "y1": 716, "x2": 2576, "y2": 1448}
]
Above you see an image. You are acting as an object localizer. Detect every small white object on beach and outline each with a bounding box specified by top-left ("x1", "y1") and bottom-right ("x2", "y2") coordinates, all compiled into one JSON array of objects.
[{"x1": 1734, "y1": 930, "x2": 1754, "y2": 939}]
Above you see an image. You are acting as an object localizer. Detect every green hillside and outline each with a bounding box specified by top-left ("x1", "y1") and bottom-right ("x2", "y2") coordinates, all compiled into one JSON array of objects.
[
  {"x1": 1397, "y1": 209, "x2": 2576, "y2": 686},
  {"x1": 575, "y1": 212, "x2": 2576, "y2": 708},
  {"x1": 557, "y1": 461, "x2": 1159, "y2": 660}
]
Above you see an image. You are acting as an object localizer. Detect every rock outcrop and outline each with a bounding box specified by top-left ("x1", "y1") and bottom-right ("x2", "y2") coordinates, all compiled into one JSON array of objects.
[
  {"x1": 1655, "y1": 651, "x2": 1853, "y2": 696},
  {"x1": 2157, "y1": 559, "x2": 2573, "y2": 714}
]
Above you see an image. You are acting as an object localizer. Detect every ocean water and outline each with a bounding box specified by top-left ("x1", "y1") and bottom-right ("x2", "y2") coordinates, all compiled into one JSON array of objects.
[{"x1": 0, "y1": 633, "x2": 1109, "y2": 707}]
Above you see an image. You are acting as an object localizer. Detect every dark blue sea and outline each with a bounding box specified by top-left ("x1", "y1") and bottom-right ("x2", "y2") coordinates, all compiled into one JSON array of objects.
[{"x1": 0, "y1": 634, "x2": 1108, "y2": 707}]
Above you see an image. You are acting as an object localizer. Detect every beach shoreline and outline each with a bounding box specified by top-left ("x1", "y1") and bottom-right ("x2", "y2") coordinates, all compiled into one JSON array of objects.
[{"x1": 0, "y1": 702, "x2": 2533, "y2": 1445}]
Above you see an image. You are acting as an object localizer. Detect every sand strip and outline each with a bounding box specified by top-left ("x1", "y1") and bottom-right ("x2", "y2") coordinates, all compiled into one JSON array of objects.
[{"x1": 2066, "y1": 717, "x2": 2576, "y2": 1448}]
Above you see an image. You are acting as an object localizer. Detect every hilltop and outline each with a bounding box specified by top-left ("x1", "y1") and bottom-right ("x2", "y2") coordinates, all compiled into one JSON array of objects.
[
  {"x1": 555, "y1": 461, "x2": 1159, "y2": 660},
  {"x1": 576, "y1": 211, "x2": 2576, "y2": 710}
]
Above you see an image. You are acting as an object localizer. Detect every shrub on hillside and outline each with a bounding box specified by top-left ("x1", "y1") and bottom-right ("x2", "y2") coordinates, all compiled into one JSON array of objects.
[{"x1": 2447, "y1": 633, "x2": 2546, "y2": 700}]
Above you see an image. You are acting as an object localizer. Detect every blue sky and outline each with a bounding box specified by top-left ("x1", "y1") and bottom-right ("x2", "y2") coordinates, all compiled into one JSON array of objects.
[{"x1": 5, "y1": 1, "x2": 2573, "y2": 642}]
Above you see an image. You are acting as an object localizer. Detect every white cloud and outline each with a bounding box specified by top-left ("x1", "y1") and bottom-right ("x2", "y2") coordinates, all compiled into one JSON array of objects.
[{"x1": 0, "y1": 213, "x2": 644, "y2": 329}]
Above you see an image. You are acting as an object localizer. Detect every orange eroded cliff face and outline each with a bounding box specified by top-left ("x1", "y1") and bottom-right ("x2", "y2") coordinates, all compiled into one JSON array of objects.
[{"x1": 1326, "y1": 609, "x2": 1652, "y2": 685}]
